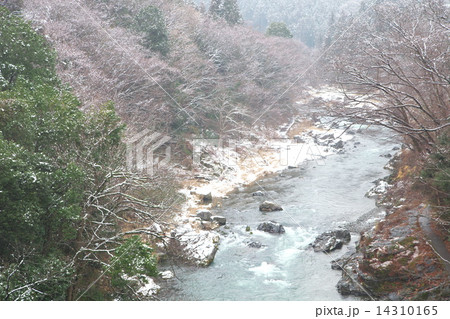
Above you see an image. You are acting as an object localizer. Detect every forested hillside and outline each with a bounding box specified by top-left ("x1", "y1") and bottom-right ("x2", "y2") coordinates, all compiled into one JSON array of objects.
[{"x1": 22, "y1": 0, "x2": 310, "y2": 138}]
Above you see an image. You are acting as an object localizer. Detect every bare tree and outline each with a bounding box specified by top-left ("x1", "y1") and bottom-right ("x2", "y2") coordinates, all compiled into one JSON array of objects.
[{"x1": 330, "y1": 0, "x2": 449, "y2": 153}]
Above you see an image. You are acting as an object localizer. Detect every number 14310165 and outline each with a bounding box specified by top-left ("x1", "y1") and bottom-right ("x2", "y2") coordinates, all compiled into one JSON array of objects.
[{"x1": 377, "y1": 306, "x2": 438, "y2": 316}]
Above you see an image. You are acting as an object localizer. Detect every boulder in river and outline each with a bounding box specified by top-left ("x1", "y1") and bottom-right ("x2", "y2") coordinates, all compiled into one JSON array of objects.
[
  {"x1": 170, "y1": 224, "x2": 220, "y2": 267},
  {"x1": 252, "y1": 191, "x2": 264, "y2": 197},
  {"x1": 259, "y1": 201, "x2": 283, "y2": 212},
  {"x1": 332, "y1": 140, "x2": 345, "y2": 149},
  {"x1": 196, "y1": 209, "x2": 212, "y2": 221},
  {"x1": 248, "y1": 241, "x2": 263, "y2": 248},
  {"x1": 160, "y1": 270, "x2": 174, "y2": 279},
  {"x1": 312, "y1": 229, "x2": 351, "y2": 252},
  {"x1": 212, "y1": 215, "x2": 227, "y2": 226},
  {"x1": 257, "y1": 221, "x2": 285, "y2": 234}
]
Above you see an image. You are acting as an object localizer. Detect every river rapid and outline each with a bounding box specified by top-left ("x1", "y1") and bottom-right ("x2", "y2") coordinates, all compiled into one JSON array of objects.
[{"x1": 161, "y1": 126, "x2": 399, "y2": 301}]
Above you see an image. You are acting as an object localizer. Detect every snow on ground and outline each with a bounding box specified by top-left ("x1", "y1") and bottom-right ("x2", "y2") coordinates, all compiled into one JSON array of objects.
[
  {"x1": 119, "y1": 275, "x2": 160, "y2": 298},
  {"x1": 301, "y1": 86, "x2": 381, "y2": 110},
  {"x1": 305, "y1": 86, "x2": 347, "y2": 102},
  {"x1": 182, "y1": 124, "x2": 353, "y2": 205}
]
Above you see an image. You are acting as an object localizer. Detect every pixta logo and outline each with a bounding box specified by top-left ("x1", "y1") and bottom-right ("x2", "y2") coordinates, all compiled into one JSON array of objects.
[{"x1": 126, "y1": 129, "x2": 171, "y2": 175}]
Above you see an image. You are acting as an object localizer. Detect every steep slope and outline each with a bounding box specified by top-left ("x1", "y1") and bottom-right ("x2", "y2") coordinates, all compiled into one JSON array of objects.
[{"x1": 23, "y1": 0, "x2": 310, "y2": 138}]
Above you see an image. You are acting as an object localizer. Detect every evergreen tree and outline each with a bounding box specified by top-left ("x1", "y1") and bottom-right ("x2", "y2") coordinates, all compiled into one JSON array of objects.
[
  {"x1": 0, "y1": 7, "x2": 56, "y2": 90},
  {"x1": 222, "y1": 0, "x2": 242, "y2": 25},
  {"x1": 133, "y1": 6, "x2": 170, "y2": 56},
  {"x1": 265, "y1": 22, "x2": 293, "y2": 39},
  {"x1": 209, "y1": 0, "x2": 223, "y2": 18},
  {"x1": 209, "y1": 0, "x2": 242, "y2": 25}
]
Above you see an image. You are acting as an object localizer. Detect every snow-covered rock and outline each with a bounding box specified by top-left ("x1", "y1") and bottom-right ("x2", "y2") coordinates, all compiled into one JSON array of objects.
[
  {"x1": 120, "y1": 274, "x2": 160, "y2": 298},
  {"x1": 171, "y1": 224, "x2": 220, "y2": 267},
  {"x1": 312, "y1": 229, "x2": 351, "y2": 253},
  {"x1": 366, "y1": 180, "x2": 391, "y2": 198},
  {"x1": 160, "y1": 270, "x2": 174, "y2": 279},
  {"x1": 136, "y1": 276, "x2": 160, "y2": 297}
]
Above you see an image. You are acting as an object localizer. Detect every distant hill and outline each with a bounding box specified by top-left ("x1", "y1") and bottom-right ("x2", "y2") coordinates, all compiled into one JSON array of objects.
[{"x1": 192, "y1": 0, "x2": 363, "y2": 47}]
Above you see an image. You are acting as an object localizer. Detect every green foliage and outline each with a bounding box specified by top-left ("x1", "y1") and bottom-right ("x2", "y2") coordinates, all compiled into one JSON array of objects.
[
  {"x1": 0, "y1": 7, "x2": 56, "y2": 90},
  {"x1": 266, "y1": 22, "x2": 293, "y2": 39},
  {"x1": 0, "y1": 83, "x2": 83, "y2": 155},
  {"x1": 133, "y1": 6, "x2": 170, "y2": 56},
  {"x1": 0, "y1": 84, "x2": 125, "y2": 300},
  {"x1": 0, "y1": 10, "x2": 131, "y2": 300},
  {"x1": 222, "y1": 0, "x2": 242, "y2": 25},
  {"x1": 209, "y1": 0, "x2": 242, "y2": 25},
  {"x1": 0, "y1": 138, "x2": 84, "y2": 256},
  {"x1": 107, "y1": 236, "x2": 158, "y2": 295}
]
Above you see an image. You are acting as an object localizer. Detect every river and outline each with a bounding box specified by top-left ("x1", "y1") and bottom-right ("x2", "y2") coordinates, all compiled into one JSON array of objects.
[{"x1": 161, "y1": 126, "x2": 399, "y2": 301}]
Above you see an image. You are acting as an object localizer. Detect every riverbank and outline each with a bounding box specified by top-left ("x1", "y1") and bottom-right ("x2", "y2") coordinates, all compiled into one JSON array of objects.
[{"x1": 334, "y1": 151, "x2": 450, "y2": 300}]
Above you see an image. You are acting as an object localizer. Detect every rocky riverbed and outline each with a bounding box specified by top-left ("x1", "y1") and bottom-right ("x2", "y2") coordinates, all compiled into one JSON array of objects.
[
  {"x1": 158, "y1": 114, "x2": 357, "y2": 268},
  {"x1": 155, "y1": 121, "x2": 401, "y2": 300}
]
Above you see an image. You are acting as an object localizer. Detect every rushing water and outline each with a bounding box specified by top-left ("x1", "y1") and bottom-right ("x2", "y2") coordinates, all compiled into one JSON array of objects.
[{"x1": 162, "y1": 127, "x2": 399, "y2": 301}]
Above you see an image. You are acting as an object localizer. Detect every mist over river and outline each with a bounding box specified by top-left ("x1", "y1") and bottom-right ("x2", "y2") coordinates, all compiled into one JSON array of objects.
[{"x1": 161, "y1": 126, "x2": 400, "y2": 301}]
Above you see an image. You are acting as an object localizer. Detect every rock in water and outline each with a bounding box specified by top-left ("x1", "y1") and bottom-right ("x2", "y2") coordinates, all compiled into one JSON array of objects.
[
  {"x1": 196, "y1": 209, "x2": 212, "y2": 221},
  {"x1": 248, "y1": 241, "x2": 263, "y2": 248},
  {"x1": 257, "y1": 221, "x2": 285, "y2": 234},
  {"x1": 259, "y1": 201, "x2": 283, "y2": 212},
  {"x1": 252, "y1": 191, "x2": 264, "y2": 197},
  {"x1": 332, "y1": 140, "x2": 344, "y2": 149},
  {"x1": 312, "y1": 229, "x2": 351, "y2": 252},
  {"x1": 160, "y1": 270, "x2": 174, "y2": 279},
  {"x1": 212, "y1": 215, "x2": 226, "y2": 225}
]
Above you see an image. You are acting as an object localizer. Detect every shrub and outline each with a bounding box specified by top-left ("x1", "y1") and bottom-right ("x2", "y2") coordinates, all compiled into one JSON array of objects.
[
  {"x1": 107, "y1": 236, "x2": 158, "y2": 299},
  {"x1": 133, "y1": 5, "x2": 170, "y2": 56},
  {"x1": 266, "y1": 22, "x2": 293, "y2": 39}
]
